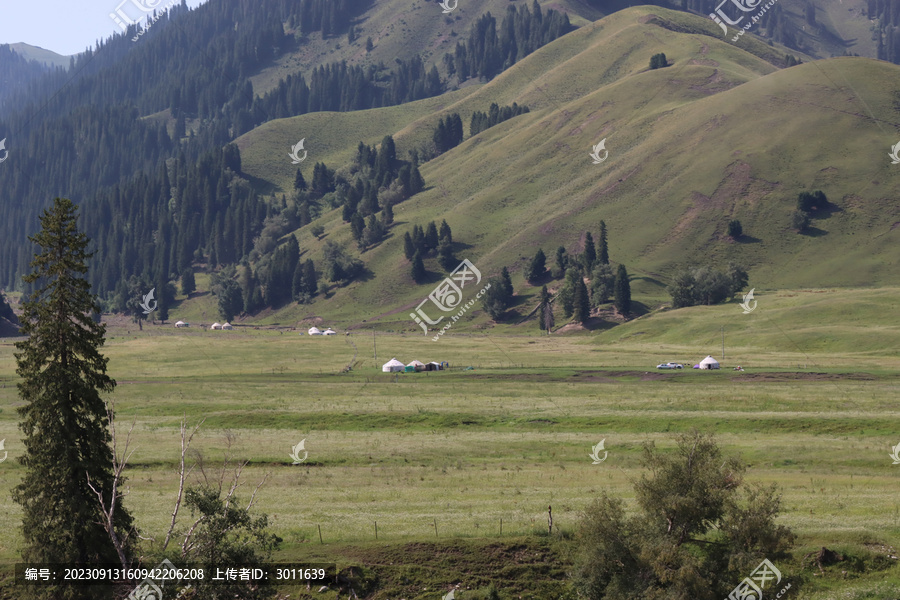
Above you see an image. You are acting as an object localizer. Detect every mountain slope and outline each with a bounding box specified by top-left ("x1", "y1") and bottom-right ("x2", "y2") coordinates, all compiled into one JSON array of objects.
[{"x1": 236, "y1": 6, "x2": 899, "y2": 328}]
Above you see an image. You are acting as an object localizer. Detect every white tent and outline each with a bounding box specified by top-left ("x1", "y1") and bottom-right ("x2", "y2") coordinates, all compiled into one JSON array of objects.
[
  {"x1": 323, "y1": 328, "x2": 336, "y2": 335},
  {"x1": 175, "y1": 321, "x2": 189, "y2": 328},
  {"x1": 407, "y1": 360, "x2": 426, "y2": 372},
  {"x1": 382, "y1": 358, "x2": 405, "y2": 373},
  {"x1": 699, "y1": 355, "x2": 720, "y2": 370},
  {"x1": 222, "y1": 323, "x2": 233, "y2": 330},
  {"x1": 308, "y1": 327, "x2": 323, "y2": 335},
  {"x1": 210, "y1": 322, "x2": 222, "y2": 330}
]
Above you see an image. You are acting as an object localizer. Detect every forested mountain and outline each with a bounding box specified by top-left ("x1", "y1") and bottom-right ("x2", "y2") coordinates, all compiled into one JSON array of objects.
[
  {"x1": 0, "y1": 45, "x2": 51, "y2": 109},
  {"x1": 0, "y1": 0, "x2": 572, "y2": 315}
]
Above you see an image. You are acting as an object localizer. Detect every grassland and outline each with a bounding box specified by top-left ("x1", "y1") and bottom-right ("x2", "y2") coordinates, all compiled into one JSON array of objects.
[
  {"x1": 233, "y1": 6, "x2": 900, "y2": 334},
  {"x1": 1, "y1": 286, "x2": 899, "y2": 598}
]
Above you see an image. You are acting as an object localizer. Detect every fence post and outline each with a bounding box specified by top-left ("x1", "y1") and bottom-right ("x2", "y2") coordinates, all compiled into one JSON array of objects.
[
  {"x1": 318, "y1": 524, "x2": 323, "y2": 544},
  {"x1": 375, "y1": 521, "x2": 378, "y2": 540},
  {"x1": 434, "y1": 518, "x2": 438, "y2": 538},
  {"x1": 500, "y1": 517, "x2": 502, "y2": 536}
]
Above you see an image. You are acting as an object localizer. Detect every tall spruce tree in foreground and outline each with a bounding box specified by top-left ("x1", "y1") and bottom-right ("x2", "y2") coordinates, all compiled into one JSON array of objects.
[{"x1": 14, "y1": 198, "x2": 133, "y2": 600}]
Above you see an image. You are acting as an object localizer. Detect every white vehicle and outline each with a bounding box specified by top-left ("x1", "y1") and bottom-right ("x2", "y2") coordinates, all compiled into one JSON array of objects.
[{"x1": 656, "y1": 362, "x2": 683, "y2": 369}]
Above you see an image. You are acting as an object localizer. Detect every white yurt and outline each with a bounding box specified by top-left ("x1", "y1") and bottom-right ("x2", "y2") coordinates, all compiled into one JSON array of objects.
[
  {"x1": 323, "y1": 328, "x2": 336, "y2": 335},
  {"x1": 308, "y1": 326, "x2": 323, "y2": 335},
  {"x1": 382, "y1": 358, "x2": 406, "y2": 373},
  {"x1": 210, "y1": 322, "x2": 222, "y2": 330},
  {"x1": 175, "y1": 321, "x2": 189, "y2": 328},
  {"x1": 222, "y1": 323, "x2": 233, "y2": 330},
  {"x1": 699, "y1": 355, "x2": 720, "y2": 370},
  {"x1": 407, "y1": 360, "x2": 427, "y2": 372}
]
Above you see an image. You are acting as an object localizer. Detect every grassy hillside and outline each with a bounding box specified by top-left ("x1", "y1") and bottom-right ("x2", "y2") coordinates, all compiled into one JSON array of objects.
[
  {"x1": 247, "y1": 0, "x2": 874, "y2": 99},
  {"x1": 231, "y1": 6, "x2": 898, "y2": 331},
  {"x1": 249, "y1": 0, "x2": 604, "y2": 96}
]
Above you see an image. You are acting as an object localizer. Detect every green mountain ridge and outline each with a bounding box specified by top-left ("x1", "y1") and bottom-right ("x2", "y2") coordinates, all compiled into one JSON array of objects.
[{"x1": 233, "y1": 6, "x2": 900, "y2": 329}]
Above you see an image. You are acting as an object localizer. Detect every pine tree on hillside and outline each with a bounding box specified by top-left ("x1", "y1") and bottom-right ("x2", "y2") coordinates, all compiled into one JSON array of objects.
[
  {"x1": 574, "y1": 277, "x2": 591, "y2": 324},
  {"x1": 181, "y1": 267, "x2": 196, "y2": 296},
  {"x1": 302, "y1": 259, "x2": 318, "y2": 296},
  {"x1": 403, "y1": 232, "x2": 415, "y2": 261},
  {"x1": 14, "y1": 198, "x2": 135, "y2": 599},
  {"x1": 525, "y1": 248, "x2": 546, "y2": 283},
  {"x1": 554, "y1": 246, "x2": 568, "y2": 278},
  {"x1": 411, "y1": 251, "x2": 426, "y2": 283},
  {"x1": 500, "y1": 267, "x2": 514, "y2": 303},
  {"x1": 439, "y1": 219, "x2": 453, "y2": 244},
  {"x1": 438, "y1": 238, "x2": 457, "y2": 271},
  {"x1": 598, "y1": 220, "x2": 609, "y2": 265},
  {"x1": 539, "y1": 285, "x2": 554, "y2": 333},
  {"x1": 294, "y1": 169, "x2": 307, "y2": 191},
  {"x1": 614, "y1": 264, "x2": 631, "y2": 317},
  {"x1": 582, "y1": 232, "x2": 596, "y2": 271},
  {"x1": 425, "y1": 221, "x2": 440, "y2": 253}
]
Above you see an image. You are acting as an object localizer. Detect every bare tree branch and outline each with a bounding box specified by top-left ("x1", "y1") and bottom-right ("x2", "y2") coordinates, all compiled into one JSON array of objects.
[
  {"x1": 246, "y1": 472, "x2": 269, "y2": 512},
  {"x1": 162, "y1": 415, "x2": 204, "y2": 552},
  {"x1": 88, "y1": 400, "x2": 138, "y2": 570}
]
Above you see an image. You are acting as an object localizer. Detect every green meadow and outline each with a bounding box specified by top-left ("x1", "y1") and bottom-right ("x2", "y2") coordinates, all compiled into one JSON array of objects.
[{"x1": 1, "y1": 287, "x2": 899, "y2": 598}]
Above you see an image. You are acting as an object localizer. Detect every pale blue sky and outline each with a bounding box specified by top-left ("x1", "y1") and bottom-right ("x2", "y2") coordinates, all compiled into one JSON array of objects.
[{"x1": 0, "y1": 0, "x2": 209, "y2": 56}]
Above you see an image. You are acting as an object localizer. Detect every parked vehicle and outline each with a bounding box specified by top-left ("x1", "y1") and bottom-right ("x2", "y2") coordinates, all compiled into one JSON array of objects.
[{"x1": 656, "y1": 362, "x2": 684, "y2": 369}]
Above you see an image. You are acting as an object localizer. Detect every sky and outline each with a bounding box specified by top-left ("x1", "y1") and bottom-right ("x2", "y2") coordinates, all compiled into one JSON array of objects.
[{"x1": 0, "y1": 0, "x2": 209, "y2": 56}]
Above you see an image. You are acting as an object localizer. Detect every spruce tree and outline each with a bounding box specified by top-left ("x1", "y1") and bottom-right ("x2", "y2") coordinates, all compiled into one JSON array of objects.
[
  {"x1": 302, "y1": 260, "x2": 318, "y2": 296},
  {"x1": 14, "y1": 198, "x2": 134, "y2": 599},
  {"x1": 181, "y1": 267, "x2": 196, "y2": 296},
  {"x1": 539, "y1": 285, "x2": 554, "y2": 333},
  {"x1": 526, "y1": 248, "x2": 546, "y2": 283},
  {"x1": 411, "y1": 251, "x2": 426, "y2": 282},
  {"x1": 500, "y1": 266, "x2": 514, "y2": 303},
  {"x1": 292, "y1": 261, "x2": 305, "y2": 301},
  {"x1": 425, "y1": 221, "x2": 440, "y2": 253},
  {"x1": 582, "y1": 232, "x2": 596, "y2": 271},
  {"x1": 294, "y1": 168, "x2": 307, "y2": 190},
  {"x1": 403, "y1": 232, "x2": 415, "y2": 261},
  {"x1": 554, "y1": 246, "x2": 568, "y2": 278},
  {"x1": 439, "y1": 219, "x2": 452, "y2": 243},
  {"x1": 614, "y1": 264, "x2": 631, "y2": 317},
  {"x1": 574, "y1": 277, "x2": 591, "y2": 324},
  {"x1": 598, "y1": 220, "x2": 609, "y2": 265}
]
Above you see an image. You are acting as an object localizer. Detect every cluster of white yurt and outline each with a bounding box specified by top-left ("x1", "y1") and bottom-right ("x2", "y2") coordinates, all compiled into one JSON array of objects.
[
  {"x1": 307, "y1": 327, "x2": 336, "y2": 336},
  {"x1": 209, "y1": 322, "x2": 234, "y2": 330},
  {"x1": 382, "y1": 358, "x2": 449, "y2": 373}
]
